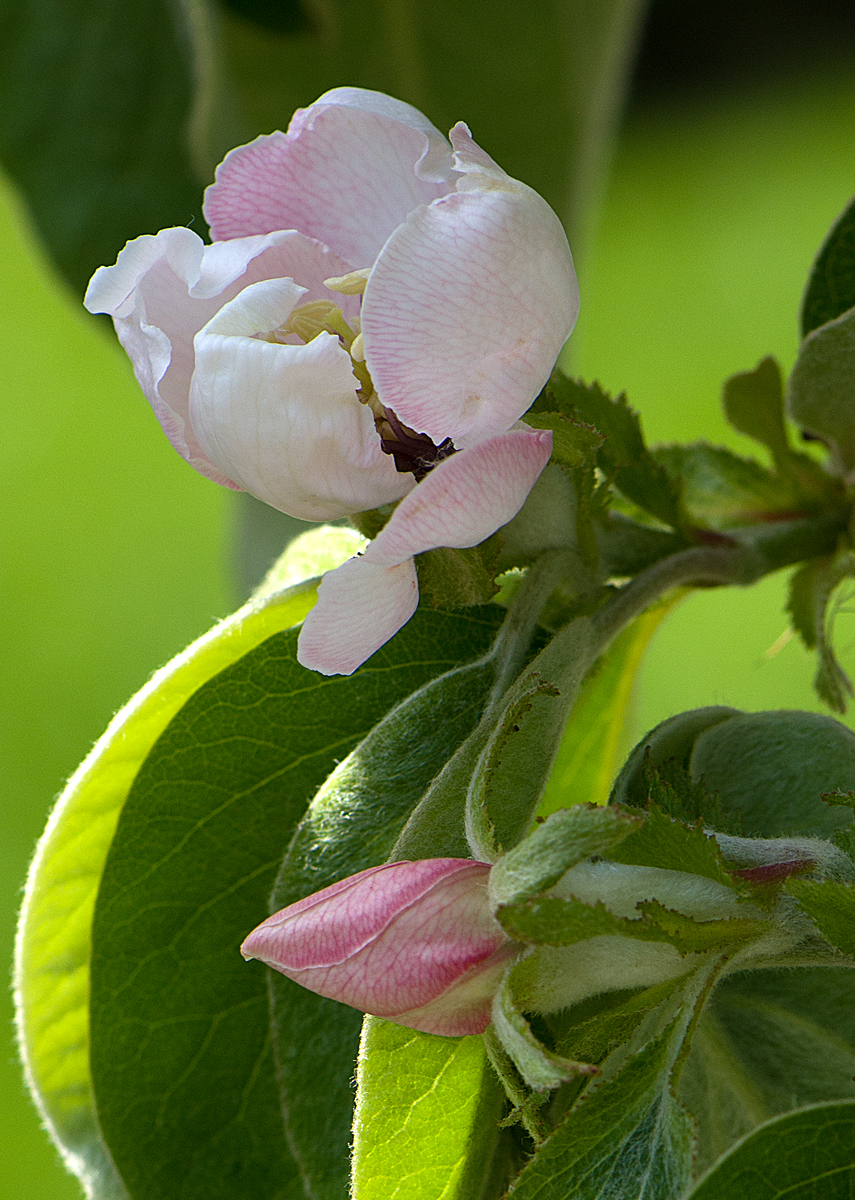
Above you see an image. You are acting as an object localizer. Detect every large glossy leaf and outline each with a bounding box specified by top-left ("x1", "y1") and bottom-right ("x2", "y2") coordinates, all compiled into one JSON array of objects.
[
  {"x1": 88, "y1": 606, "x2": 504, "y2": 1200},
  {"x1": 267, "y1": 614, "x2": 503, "y2": 1200},
  {"x1": 351, "y1": 1018, "x2": 504, "y2": 1200},
  {"x1": 680, "y1": 967, "x2": 855, "y2": 1174},
  {"x1": 687, "y1": 1099, "x2": 855, "y2": 1199},
  {"x1": 15, "y1": 581, "x2": 317, "y2": 1198},
  {"x1": 0, "y1": 0, "x2": 203, "y2": 294}
]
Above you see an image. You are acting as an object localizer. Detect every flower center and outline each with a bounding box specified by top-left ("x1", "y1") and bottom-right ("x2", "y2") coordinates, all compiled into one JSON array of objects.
[{"x1": 281, "y1": 293, "x2": 457, "y2": 482}]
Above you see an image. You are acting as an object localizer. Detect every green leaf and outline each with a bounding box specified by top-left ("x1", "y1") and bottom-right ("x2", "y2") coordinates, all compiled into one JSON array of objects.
[
  {"x1": 14, "y1": 582, "x2": 316, "y2": 1198},
  {"x1": 540, "y1": 596, "x2": 681, "y2": 817},
  {"x1": 653, "y1": 443, "x2": 808, "y2": 527},
  {"x1": 788, "y1": 306, "x2": 855, "y2": 474},
  {"x1": 722, "y1": 357, "x2": 790, "y2": 462},
  {"x1": 553, "y1": 980, "x2": 684, "y2": 1067},
  {"x1": 688, "y1": 710, "x2": 855, "y2": 837},
  {"x1": 542, "y1": 375, "x2": 685, "y2": 529},
  {"x1": 802, "y1": 193, "x2": 855, "y2": 337},
  {"x1": 489, "y1": 805, "x2": 642, "y2": 906},
  {"x1": 415, "y1": 541, "x2": 501, "y2": 608},
  {"x1": 786, "y1": 878, "x2": 855, "y2": 957},
  {"x1": 506, "y1": 1021, "x2": 694, "y2": 1200},
  {"x1": 681, "y1": 967, "x2": 855, "y2": 1174},
  {"x1": 687, "y1": 1100, "x2": 855, "y2": 1199},
  {"x1": 606, "y1": 803, "x2": 739, "y2": 891},
  {"x1": 0, "y1": 0, "x2": 204, "y2": 294},
  {"x1": 267, "y1": 617, "x2": 503, "y2": 1200},
  {"x1": 785, "y1": 551, "x2": 855, "y2": 714},
  {"x1": 351, "y1": 1018, "x2": 504, "y2": 1200},
  {"x1": 87, "y1": 608, "x2": 501, "y2": 1200},
  {"x1": 523, "y1": 411, "x2": 604, "y2": 468}
]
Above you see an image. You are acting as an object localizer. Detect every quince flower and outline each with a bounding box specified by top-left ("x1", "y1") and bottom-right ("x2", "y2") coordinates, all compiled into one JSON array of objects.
[
  {"x1": 242, "y1": 859, "x2": 516, "y2": 1037},
  {"x1": 84, "y1": 87, "x2": 577, "y2": 671}
]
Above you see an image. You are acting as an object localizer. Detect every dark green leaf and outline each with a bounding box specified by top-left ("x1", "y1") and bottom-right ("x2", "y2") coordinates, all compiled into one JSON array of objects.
[
  {"x1": 788, "y1": 307, "x2": 855, "y2": 474},
  {"x1": 506, "y1": 1022, "x2": 694, "y2": 1200},
  {"x1": 788, "y1": 560, "x2": 822, "y2": 648},
  {"x1": 553, "y1": 980, "x2": 684, "y2": 1067},
  {"x1": 654, "y1": 443, "x2": 807, "y2": 527},
  {"x1": 606, "y1": 803, "x2": 739, "y2": 890},
  {"x1": 786, "y1": 878, "x2": 855, "y2": 957},
  {"x1": 0, "y1": 0, "x2": 203, "y2": 294},
  {"x1": 802, "y1": 193, "x2": 855, "y2": 337},
  {"x1": 680, "y1": 967, "x2": 855, "y2": 1174},
  {"x1": 786, "y1": 550, "x2": 855, "y2": 713},
  {"x1": 489, "y1": 805, "x2": 642, "y2": 906},
  {"x1": 722, "y1": 357, "x2": 790, "y2": 462},
  {"x1": 688, "y1": 710, "x2": 855, "y2": 837},
  {"x1": 351, "y1": 1019, "x2": 504, "y2": 1200},
  {"x1": 89, "y1": 609, "x2": 501, "y2": 1200},
  {"x1": 523, "y1": 411, "x2": 604, "y2": 468},
  {"x1": 268, "y1": 625, "x2": 503, "y2": 1200},
  {"x1": 687, "y1": 1100, "x2": 855, "y2": 1199}
]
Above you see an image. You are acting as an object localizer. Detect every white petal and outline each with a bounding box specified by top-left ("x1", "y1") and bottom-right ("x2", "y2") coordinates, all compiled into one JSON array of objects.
[
  {"x1": 191, "y1": 281, "x2": 411, "y2": 520},
  {"x1": 203, "y1": 94, "x2": 454, "y2": 265},
  {"x1": 362, "y1": 132, "x2": 579, "y2": 448},
  {"x1": 84, "y1": 228, "x2": 358, "y2": 487},
  {"x1": 297, "y1": 558, "x2": 419, "y2": 676},
  {"x1": 365, "y1": 429, "x2": 553, "y2": 567}
]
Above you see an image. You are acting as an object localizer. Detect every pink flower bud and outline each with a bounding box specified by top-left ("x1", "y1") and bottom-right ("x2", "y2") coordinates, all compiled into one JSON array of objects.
[{"x1": 241, "y1": 859, "x2": 516, "y2": 1036}]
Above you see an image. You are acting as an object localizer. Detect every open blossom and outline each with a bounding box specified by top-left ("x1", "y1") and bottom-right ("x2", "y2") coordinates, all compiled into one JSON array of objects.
[
  {"x1": 242, "y1": 859, "x2": 516, "y2": 1036},
  {"x1": 84, "y1": 87, "x2": 577, "y2": 670}
]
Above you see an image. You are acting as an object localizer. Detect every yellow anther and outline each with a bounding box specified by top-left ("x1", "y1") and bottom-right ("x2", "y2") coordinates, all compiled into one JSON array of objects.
[
  {"x1": 324, "y1": 268, "x2": 371, "y2": 295},
  {"x1": 351, "y1": 332, "x2": 366, "y2": 362}
]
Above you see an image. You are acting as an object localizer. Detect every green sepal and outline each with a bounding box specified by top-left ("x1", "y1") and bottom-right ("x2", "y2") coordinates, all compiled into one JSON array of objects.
[
  {"x1": 351, "y1": 1018, "x2": 504, "y2": 1200},
  {"x1": 491, "y1": 965, "x2": 598, "y2": 1092},
  {"x1": 488, "y1": 805, "x2": 643, "y2": 907},
  {"x1": 523, "y1": 410, "x2": 604, "y2": 467},
  {"x1": 538, "y1": 373, "x2": 686, "y2": 530},
  {"x1": 551, "y1": 979, "x2": 685, "y2": 1068},
  {"x1": 802, "y1": 192, "x2": 855, "y2": 336},
  {"x1": 606, "y1": 803, "x2": 741, "y2": 892},
  {"x1": 416, "y1": 537, "x2": 502, "y2": 608}
]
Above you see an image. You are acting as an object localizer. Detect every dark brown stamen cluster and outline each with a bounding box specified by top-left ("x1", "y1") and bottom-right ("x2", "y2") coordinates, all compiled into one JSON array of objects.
[{"x1": 377, "y1": 408, "x2": 457, "y2": 482}]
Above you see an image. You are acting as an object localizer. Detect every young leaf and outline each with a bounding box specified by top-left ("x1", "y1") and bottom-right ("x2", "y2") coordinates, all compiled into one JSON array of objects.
[
  {"x1": 687, "y1": 1099, "x2": 855, "y2": 1199},
  {"x1": 491, "y1": 968, "x2": 597, "y2": 1092},
  {"x1": 506, "y1": 1021, "x2": 694, "y2": 1200},
  {"x1": 268, "y1": 618, "x2": 503, "y2": 1200},
  {"x1": 680, "y1": 966, "x2": 855, "y2": 1173},
  {"x1": 523, "y1": 411, "x2": 604, "y2": 468},
  {"x1": 785, "y1": 550, "x2": 855, "y2": 714},
  {"x1": 415, "y1": 542, "x2": 501, "y2": 608},
  {"x1": 653, "y1": 443, "x2": 809, "y2": 527},
  {"x1": 788, "y1": 306, "x2": 855, "y2": 474},
  {"x1": 540, "y1": 597, "x2": 682, "y2": 815},
  {"x1": 606, "y1": 803, "x2": 739, "y2": 891},
  {"x1": 721, "y1": 357, "x2": 790, "y2": 462},
  {"x1": 351, "y1": 1018, "x2": 504, "y2": 1200},
  {"x1": 87, "y1": 609, "x2": 501, "y2": 1200},
  {"x1": 802, "y1": 192, "x2": 855, "y2": 337},
  {"x1": 786, "y1": 878, "x2": 855, "y2": 957},
  {"x1": 14, "y1": 582, "x2": 316, "y2": 1198}
]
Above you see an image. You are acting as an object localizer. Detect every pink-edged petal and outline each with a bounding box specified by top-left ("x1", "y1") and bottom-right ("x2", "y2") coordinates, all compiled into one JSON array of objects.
[
  {"x1": 84, "y1": 228, "x2": 358, "y2": 488},
  {"x1": 366, "y1": 429, "x2": 553, "y2": 566},
  {"x1": 241, "y1": 859, "x2": 515, "y2": 1035},
  {"x1": 297, "y1": 557, "x2": 419, "y2": 676},
  {"x1": 191, "y1": 278, "x2": 412, "y2": 520},
  {"x1": 204, "y1": 90, "x2": 454, "y2": 265},
  {"x1": 362, "y1": 129, "x2": 579, "y2": 448}
]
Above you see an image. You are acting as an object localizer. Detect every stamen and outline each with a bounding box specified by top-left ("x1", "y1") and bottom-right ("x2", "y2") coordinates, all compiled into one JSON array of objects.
[
  {"x1": 351, "y1": 332, "x2": 366, "y2": 362},
  {"x1": 377, "y1": 408, "x2": 457, "y2": 481},
  {"x1": 324, "y1": 268, "x2": 371, "y2": 295},
  {"x1": 282, "y1": 299, "x2": 356, "y2": 346}
]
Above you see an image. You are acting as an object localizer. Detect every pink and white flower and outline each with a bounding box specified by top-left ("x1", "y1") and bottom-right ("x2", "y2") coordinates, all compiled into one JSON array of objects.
[
  {"x1": 241, "y1": 858, "x2": 516, "y2": 1037},
  {"x1": 84, "y1": 87, "x2": 577, "y2": 670}
]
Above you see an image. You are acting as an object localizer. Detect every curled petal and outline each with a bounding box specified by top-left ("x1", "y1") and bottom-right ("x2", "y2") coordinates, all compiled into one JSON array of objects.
[
  {"x1": 297, "y1": 429, "x2": 552, "y2": 673},
  {"x1": 362, "y1": 126, "x2": 579, "y2": 447},
  {"x1": 242, "y1": 859, "x2": 515, "y2": 1036},
  {"x1": 204, "y1": 89, "x2": 455, "y2": 265},
  {"x1": 191, "y1": 279, "x2": 412, "y2": 520},
  {"x1": 84, "y1": 227, "x2": 357, "y2": 488}
]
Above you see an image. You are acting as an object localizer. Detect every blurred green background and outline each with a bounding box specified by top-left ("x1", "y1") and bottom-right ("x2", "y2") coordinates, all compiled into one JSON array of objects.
[{"x1": 5, "y1": 16, "x2": 855, "y2": 1200}]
